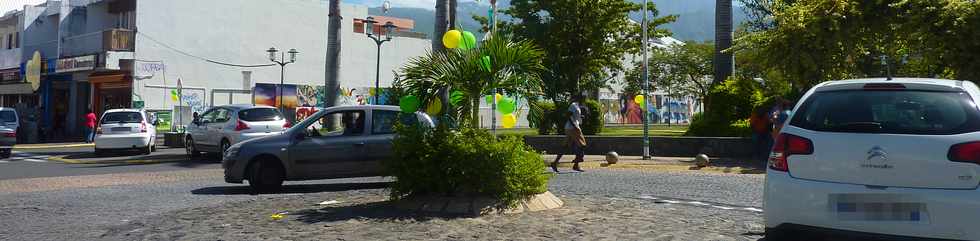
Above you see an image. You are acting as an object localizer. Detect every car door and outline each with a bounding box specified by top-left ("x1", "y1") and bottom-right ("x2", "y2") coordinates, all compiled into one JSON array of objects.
[
  {"x1": 288, "y1": 110, "x2": 368, "y2": 179},
  {"x1": 207, "y1": 108, "x2": 232, "y2": 147},
  {"x1": 360, "y1": 110, "x2": 400, "y2": 176},
  {"x1": 188, "y1": 109, "x2": 215, "y2": 149}
]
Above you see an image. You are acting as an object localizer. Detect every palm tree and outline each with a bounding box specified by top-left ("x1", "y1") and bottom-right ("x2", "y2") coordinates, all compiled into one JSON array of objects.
[
  {"x1": 433, "y1": 0, "x2": 449, "y2": 53},
  {"x1": 324, "y1": 0, "x2": 342, "y2": 107},
  {"x1": 398, "y1": 34, "x2": 546, "y2": 127}
]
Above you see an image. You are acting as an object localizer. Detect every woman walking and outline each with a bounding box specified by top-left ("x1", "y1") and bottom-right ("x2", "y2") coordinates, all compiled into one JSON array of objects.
[{"x1": 551, "y1": 95, "x2": 587, "y2": 173}]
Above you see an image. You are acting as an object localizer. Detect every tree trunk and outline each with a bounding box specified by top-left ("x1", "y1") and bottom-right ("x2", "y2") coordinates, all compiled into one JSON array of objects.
[
  {"x1": 449, "y1": 0, "x2": 457, "y2": 29},
  {"x1": 433, "y1": 0, "x2": 449, "y2": 53},
  {"x1": 325, "y1": 0, "x2": 342, "y2": 108},
  {"x1": 713, "y1": 0, "x2": 733, "y2": 85}
]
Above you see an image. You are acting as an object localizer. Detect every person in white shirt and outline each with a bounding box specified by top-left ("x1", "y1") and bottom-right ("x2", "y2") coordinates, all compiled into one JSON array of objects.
[{"x1": 551, "y1": 95, "x2": 587, "y2": 172}]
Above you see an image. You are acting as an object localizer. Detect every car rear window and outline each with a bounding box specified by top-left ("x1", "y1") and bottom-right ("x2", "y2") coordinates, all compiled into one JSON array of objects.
[
  {"x1": 790, "y1": 90, "x2": 980, "y2": 135},
  {"x1": 0, "y1": 111, "x2": 15, "y2": 122},
  {"x1": 102, "y1": 112, "x2": 143, "y2": 124},
  {"x1": 238, "y1": 108, "x2": 283, "y2": 122}
]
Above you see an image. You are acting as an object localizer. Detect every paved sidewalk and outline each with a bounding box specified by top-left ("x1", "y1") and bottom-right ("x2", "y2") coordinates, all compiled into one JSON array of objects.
[{"x1": 545, "y1": 154, "x2": 766, "y2": 174}]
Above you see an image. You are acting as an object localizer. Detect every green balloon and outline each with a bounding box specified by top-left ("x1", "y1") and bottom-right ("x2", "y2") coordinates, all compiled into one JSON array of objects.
[
  {"x1": 485, "y1": 95, "x2": 493, "y2": 104},
  {"x1": 450, "y1": 91, "x2": 465, "y2": 105},
  {"x1": 497, "y1": 97, "x2": 516, "y2": 114},
  {"x1": 399, "y1": 95, "x2": 419, "y2": 113},
  {"x1": 460, "y1": 31, "x2": 477, "y2": 50}
]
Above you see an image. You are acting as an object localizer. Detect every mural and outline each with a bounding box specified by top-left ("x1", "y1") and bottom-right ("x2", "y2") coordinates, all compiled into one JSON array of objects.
[
  {"x1": 255, "y1": 84, "x2": 390, "y2": 121},
  {"x1": 181, "y1": 91, "x2": 206, "y2": 114},
  {"x1": 601, "y1": 94, "x2": 697, "y2": 124}
]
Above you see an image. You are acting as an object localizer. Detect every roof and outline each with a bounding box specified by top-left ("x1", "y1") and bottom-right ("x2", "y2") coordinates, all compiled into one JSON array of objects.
[
  {"x1": 815, "y1": 78, "x2": 971, "y2": 92},
  {"x1": 322, "y1": 105, "x2": 399, "y2": 112},
  {"x1": 217, "y1": 104, "x2": 276, "y2": 110},
  {"x1": 104, "y1": 108, "x2": 143, "y2": 113}
]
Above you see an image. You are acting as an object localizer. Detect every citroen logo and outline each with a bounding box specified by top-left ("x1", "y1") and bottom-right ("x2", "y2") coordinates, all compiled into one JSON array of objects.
[{"x1": 867, "y1": 146, "x2": 887, "y2": 161}]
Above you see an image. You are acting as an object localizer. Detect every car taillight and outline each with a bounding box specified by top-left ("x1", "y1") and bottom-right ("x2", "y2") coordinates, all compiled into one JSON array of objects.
[
  {"x1": 948, "y1": 142, "x2": 980, "y2": 165},
  {"x1": 863, "y1": 83, "x2": 906, "y2": 90},
  {"x1": 235, "y1": 120, "x2": 250, "y2": 131},
  {"x1": 283, "y1": 121, "x2": 293, "y2": 128},
  {"x1": 3, "y1": 132, "x2": 14, "y2": 138},
  {"x1": 769, "y1": 133, "x2": 814, "y2": 172},
  {"x1": 140, "y1": 122, "x2": 148, "y2": 133}
]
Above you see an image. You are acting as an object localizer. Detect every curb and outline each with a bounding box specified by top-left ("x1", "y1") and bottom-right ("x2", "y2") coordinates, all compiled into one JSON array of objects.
[
  {"x1": 13, "y1": 143, "x2": 94, "y2": 149},
  {"x1": 47, "y1": 155, "x2": 187, "y2": 165},
  {"x1": 552, "y1": 161, "x2": 765, "y2": 174}
]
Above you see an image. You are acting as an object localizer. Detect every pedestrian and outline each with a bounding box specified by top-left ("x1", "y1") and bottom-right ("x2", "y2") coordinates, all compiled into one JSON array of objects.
[
  {"x1": 84, "y1": 109, "x2": 97, "y2": 143},
  {"x1": 551, "y1": 94, "x2": 587, "y2": 173},
  {"x1": 771, "y1": 100, "x2": 793, "y2": 140},
  {"x1": 749, "y1": 107, "x2": 771, "y2": 161}
]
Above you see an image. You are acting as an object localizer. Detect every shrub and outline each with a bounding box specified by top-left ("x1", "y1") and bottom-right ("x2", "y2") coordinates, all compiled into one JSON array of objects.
[
  {"x1": 686, "y1": 77, "x2": 763, "y2": 137},
  {"x1": 528, "y1": 100, "x2": 556, "y2": 135},
  {"x1": 385, "y1": 121, "x2": 550, "y2": 205},
  {"x1": 581, "y1": 99, "x2": 604, "y2": 135}
]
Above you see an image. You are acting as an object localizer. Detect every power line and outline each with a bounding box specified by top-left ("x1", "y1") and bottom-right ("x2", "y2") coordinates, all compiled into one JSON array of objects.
[{"x1": 137, "y1": 32, "x2": 276, "y2": 68}]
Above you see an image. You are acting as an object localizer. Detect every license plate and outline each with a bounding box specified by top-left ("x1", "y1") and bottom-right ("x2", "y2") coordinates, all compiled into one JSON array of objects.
[
  {"x1": 111, "y1": 127, "x2": 131, "y2": 132},
  {"x1": 831, "y1": 194, "x2": 927, "y2": 222}
]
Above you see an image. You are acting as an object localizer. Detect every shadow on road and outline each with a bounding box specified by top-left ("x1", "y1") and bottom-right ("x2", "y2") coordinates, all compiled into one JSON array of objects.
[
  {"x1": 191, "y1": 182, "x2": 391, "y2": 196},
  {"x1": 289, "y1": 200, "x2": 459, "y2": 224}
]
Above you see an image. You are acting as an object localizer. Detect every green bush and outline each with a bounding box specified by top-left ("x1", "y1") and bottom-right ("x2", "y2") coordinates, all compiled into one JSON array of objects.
[
  {"x1": 686, "y1": 77, "x2": 763, "y2": 137},
  {"x1": 528, "y1": 100, "x2": 556, "y2": 135},
  {"x1": 385, "y1": 122, "x2": 550, "y2": 205},
  {"x1": 581, "y1": 99, "x2": 604, "y2": 135}
]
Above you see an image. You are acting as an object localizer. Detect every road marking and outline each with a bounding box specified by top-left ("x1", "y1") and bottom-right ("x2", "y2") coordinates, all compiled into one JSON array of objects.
[
  {"x1": 636, "y1": 194, "x2": 763, "y2": 213},
  {"x1": 12, "y1": 143, "x2": 94, "y2": 149},
  {"x1": 1, "y1": 152, "x2": 50, "y2": 163}
]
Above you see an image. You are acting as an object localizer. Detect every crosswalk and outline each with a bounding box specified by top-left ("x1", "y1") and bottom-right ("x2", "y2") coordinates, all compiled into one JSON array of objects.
[{"x1": 0, "y1": 151, "x2": 51, "y2": 163}]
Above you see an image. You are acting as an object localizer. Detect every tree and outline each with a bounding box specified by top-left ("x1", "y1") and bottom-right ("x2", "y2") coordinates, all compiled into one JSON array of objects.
[
  {"x1": 324, "y1": 0, "x2": 342, "y2": 108},
  {"x1": 397, "y1": 34, "x2": 546, "y2": 127},
  {"x1": 625, "y1": 42, "x2": 714, "y2": 111},
  {"x1": 488, "y1": 0, "x2": 676, "y2": 102},
  {"x1": 433, "y1": 0, "x2": 450, "y2": 53}
]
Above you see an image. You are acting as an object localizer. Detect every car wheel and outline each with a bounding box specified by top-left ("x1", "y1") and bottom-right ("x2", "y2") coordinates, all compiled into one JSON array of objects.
[
  {"x1": 141, "y1": 145, "x2": 151, "y2": 155},
  {"x1": 94, "y1": 149, "x2": 105, "y2": 157},
  {"x1": 220, "y1": 139, "x2": 231, "y2": 157},
  {"x1": 186, "y1": 137, "x2": 201, "y2": 157},
  {"x1": 0, "y1": 149, "x2": 10, "y2": 159},
  {"x1": 248, "y1": 159, "x2": 284, "y2": 193}
]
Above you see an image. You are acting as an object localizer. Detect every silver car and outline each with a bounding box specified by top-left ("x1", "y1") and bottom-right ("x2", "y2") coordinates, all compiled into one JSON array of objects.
[
  {"x1": 185, "y1": 105, "x2": 290, "y2": 157},
  {"x1": 0, "y1": 107, "x2": 18, "y2": 158},
  {"x1": 222, "y1": 105, "x2": 433, "y2": 192}
]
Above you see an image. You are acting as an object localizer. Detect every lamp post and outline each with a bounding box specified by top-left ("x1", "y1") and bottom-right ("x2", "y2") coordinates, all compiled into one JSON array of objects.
[
  {"x1": 267, "y1": 47, "x2": 298, "y2": 114},
  {"x1": 641, "y1": 0, "x2": 651, "y2": 159},
  {"x1": 363, "y1": 17, "x2": 397, "y2": 105}
]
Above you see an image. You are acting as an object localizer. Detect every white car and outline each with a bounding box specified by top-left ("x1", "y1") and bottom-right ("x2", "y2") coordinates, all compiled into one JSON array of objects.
[
  {"x1": 94, "y1": 109, "x2": 157, "y2": 155},
  {"x1": 765, "y1": 78, "x2": 980, "y2": 240},
  {"x1": 0, "y1": 107, "x2": 17, "y2": 158},
  {"x1": 184, "y1": 105, "x2": 290, "y2": 157}
]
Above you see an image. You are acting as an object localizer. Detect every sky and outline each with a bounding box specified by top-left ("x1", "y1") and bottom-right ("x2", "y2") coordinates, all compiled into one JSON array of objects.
[
  {"x1": 1, "y1": 0, "x2": 44, "y2": 15},
  {"x1": 348, "y1": 0, "x2": 485, "y2": 9}
]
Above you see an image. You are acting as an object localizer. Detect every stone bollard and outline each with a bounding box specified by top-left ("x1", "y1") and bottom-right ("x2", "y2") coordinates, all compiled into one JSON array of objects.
[
  {"x1": 695, "y1": 154, "x2": 710, "y2": 167},
  {"x1": 605, "y1": 151, "x2": 619, "y2": 164}
]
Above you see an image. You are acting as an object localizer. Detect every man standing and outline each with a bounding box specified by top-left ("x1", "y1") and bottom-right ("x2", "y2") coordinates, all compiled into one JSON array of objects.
[
  {"x1": 551, "y1": 95, "x2": 587, "y2": 172},
  {"x1": 749, "y1": 107, "x2": 771, "y2": 161},
  {"x1": 84, "y1": 109, "x2": 97, "y2": 143}
]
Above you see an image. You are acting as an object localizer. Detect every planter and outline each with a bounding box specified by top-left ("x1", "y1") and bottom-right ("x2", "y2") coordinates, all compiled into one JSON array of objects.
[{"x1": 164, "y1": 132, "x2": 186, "y2": 148}]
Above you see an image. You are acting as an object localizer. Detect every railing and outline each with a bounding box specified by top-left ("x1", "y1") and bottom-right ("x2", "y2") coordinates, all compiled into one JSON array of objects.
[{"x1": 61, "y1": 28, "x2": 134, "y2": 57}]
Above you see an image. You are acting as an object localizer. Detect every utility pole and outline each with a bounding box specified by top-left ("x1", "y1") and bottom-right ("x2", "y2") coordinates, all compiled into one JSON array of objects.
[{"x1": 641, "y1": 0, "x2": 651, "y2": 160}]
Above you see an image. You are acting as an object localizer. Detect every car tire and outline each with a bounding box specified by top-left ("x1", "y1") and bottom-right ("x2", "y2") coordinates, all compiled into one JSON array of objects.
[
  {"x1": 141, "y1": 145, "x2": 151, "y2": 155},
  {"x1": 186, "y1": 137, "x2": 201, "y2": 157},
  {"x1": 0, "y1": 149, "x2": 10, "y2": 159},
  {"x1": 94, "y1": 149, "x2": 105, "y2": 157},
  {"x1": 248, "y1": 159, "x2": 284, "y2": 193},
  {"x1": 220, "y1": 139, "x2": 231, "y2": 157}
]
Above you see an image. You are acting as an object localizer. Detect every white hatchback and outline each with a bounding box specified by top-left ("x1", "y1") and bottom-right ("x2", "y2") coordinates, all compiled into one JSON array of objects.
[
  {"x1": 765, "y1": 78, "x2": 980, "y2": 240},
  {"x1": 94, "y1": 109, "x2": 157, "y2": 155}
]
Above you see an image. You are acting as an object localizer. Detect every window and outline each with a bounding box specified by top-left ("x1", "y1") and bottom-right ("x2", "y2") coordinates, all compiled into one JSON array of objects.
[
  {"x1": 790, "y1": 90, "x2": 980, "y2": 135},
  {"x1": 372, "y1": 110, "x2": 399, "y2": 134},
  {"x1": 199, "y1": 109, "x2": 218, "y2": 123},
  {"x1": 239, "y1": 108, "x2": 283, "y2": 122},
  {"x1": 0, "y1": 111, "x2": 16, "y2": 123},
  {"x1": 6, "y1": 34, "x2": 11, "y2": 49},
  {"x1": 212, "y1": 109, "x2": 231, "y2": 123},
  {"x1": 13, "y1": 32, "x2": 18, "y2": 48},
  {"x1": 303, "y1": 110, "x2": 364, "y2": 138},
  {"x1": 102, "y1": 112, "x2": 143, "y2": 124}
]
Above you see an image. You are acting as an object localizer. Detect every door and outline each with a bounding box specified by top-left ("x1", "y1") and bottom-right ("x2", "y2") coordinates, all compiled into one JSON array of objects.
[
  {"x1": 289, "y1": 110, "x2": 368, "y2": 178},
  {"x1": 361, "y1": 110, "x2": 401, "y2": 176},
  {"x1": 188, "y1": 109, "x2": 217, "y2": 149},
  {"x1": 206, "y1": 108, "x2": 232, "y2": 148}
]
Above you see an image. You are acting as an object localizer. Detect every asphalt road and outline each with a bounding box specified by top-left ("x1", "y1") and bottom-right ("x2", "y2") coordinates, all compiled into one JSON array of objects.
[
  {"x1": 0, "y1": 165, "x2": 764, "y2": 241},
  {"x1": 1, "y1": 145, "x2": 221, "y2": 180}
]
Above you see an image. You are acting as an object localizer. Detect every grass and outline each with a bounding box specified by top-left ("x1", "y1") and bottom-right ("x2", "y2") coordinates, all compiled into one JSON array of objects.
[{"x1": 495, "y1": 124, "x2": 689, "y2": 137}]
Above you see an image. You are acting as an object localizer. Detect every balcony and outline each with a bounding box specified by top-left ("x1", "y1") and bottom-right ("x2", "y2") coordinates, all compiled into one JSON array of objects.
[
  {"x1": 0, "y1": 48, "x2": 21, "y2": 70},
  {"x1": 61, "y1": 28, "x2": 134, "y2": 57}
]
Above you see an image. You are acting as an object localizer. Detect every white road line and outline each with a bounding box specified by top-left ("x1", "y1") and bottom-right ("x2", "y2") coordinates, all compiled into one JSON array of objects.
[
  {"x1": 637, "y1": 195, "x2": 764, "y2": 213},
  {"x1": 22, "y1": 159, "x2": 47, "y2": 163}
]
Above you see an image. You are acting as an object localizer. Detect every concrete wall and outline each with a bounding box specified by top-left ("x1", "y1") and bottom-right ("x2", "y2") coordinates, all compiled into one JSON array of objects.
[
  {"x1": 523, "y1": 135, "x2": 753, "y2": 158},
  {"x1": 61, "y1": 0, "x2": 120, "y2": 57},
  {"x1": 21, "y1": 4, "x2": 58, "y2": 63},
  {"x1": 132, "y1": 0, "x2": 431, "y2": 112}
]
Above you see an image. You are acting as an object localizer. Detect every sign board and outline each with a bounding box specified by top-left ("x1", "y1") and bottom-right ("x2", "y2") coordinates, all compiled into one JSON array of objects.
[
  {"x1": 132, "y1": 100, "x2": 145, "y2": 109},
  {"x1": 26, "y1": 51, "x2": 41, "y2": 91},
  {"x1": 55, "y1": 55, "x2": 97, "y2": 73},
  {"x1": 0, "y1": 68, "x2": 20, "y2": 84},
  {"x1": 150, "y1": 110, "x2": 172, "y2": 132}
]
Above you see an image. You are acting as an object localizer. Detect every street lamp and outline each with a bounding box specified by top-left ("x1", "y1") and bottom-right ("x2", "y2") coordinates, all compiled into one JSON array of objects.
[
  {"x1": 363, "y1": 16, "x2": 397, "y2": 104},
  {"x1": 267, "y1": 47, "x2": 299, "y2": 113},
  {"x1": 641, "y1": 0, "x2": 651, "y2": 160}
]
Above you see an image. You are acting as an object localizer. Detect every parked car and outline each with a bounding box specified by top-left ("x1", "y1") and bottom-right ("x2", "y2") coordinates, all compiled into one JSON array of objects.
[
  {"x1": 0, "y1": 107, "x2": 18, "y2": 158},
  {"x1": 222, "y1": 105, "x2": 434, "y2": 192},
  {"x1": 94, "y1": 109, "x2": 158, "y2": 155},
  {"x1": 185, "y1": 104, "x2": 290, "y2": 158},
  {"x1": 765, "y1": 78, "x2": 980, "y2": 240}
]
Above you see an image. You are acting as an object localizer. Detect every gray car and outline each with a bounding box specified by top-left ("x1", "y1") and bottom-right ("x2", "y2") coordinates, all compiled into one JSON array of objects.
[
  {"x1": 0, "y1": 107, "x2": 18, "y2": 158},
  {"x1": 222, "y1": 105, "x2": 433, "y2": 192},
  {"x1": 185, "y1": 104, "x2": 290, "y2": 157}
]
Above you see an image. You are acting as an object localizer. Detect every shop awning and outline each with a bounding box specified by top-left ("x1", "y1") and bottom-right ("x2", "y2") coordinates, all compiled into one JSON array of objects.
[{"x1": 0, "y1": 83, "x2": 34, "y2": 95}]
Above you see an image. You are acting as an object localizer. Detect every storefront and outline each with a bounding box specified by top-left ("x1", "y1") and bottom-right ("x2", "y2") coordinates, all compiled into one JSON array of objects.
[
  {"x1": 0, "y1": 67, "x2": 32, "y2": 107},
  {"x1": 89, "y1": 72, "x2": 132, "y2": 116}
]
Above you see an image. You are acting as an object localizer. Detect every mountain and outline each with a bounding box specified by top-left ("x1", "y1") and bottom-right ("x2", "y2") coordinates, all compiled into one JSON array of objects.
[{"x1": 368, "y1": 0, "x2": 748, "y2": 42}]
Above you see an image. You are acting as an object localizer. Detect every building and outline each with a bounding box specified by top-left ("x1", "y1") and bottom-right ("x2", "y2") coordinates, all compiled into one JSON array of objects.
[
  {"x1": 603, "y1": 36, "x2": 702, "y2": 125},
  {"x1": 1, "y1": 0, "x2": 431, "y2": 142}
]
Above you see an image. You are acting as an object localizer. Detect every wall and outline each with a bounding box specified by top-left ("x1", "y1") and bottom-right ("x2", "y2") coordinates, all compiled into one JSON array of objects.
[
  {"x1": 21, "y1": 4, "x2": 58, "y2": 63},
  {"x1": 60, "y1": 0, "x2": 119, "y2": 57},
  {"x1": 133, "y1": 0, "x2": 431, "y2": 113},
  {"x1": 0, "y1": 12, "x2": 21, "y2": 69},
  {"x1": 523, "y1": 135, "x2": 753, "y2": 158}
]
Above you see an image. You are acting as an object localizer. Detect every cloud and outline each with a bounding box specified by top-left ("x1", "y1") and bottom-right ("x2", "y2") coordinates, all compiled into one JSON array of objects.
[{"x1": 0, "y1": 0, "x2": 45, "y2": 14}]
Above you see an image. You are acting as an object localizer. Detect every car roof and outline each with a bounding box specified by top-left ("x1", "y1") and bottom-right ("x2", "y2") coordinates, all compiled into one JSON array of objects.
[
  {"x1": 814, "y1": 78, "x2": 972, "y2": 92},
  {"x1": 216, "y1": 104, "x2": 275, "y2": 110},
  {"x1": 0, "y1": 107, "x2": 14, "y2": 112},
  {"x1": 320, "y1": 105, "x2": 400, "y2": 112},
  {"x1": 104, "y1": 108, "x2": 143, "y2": 113}
]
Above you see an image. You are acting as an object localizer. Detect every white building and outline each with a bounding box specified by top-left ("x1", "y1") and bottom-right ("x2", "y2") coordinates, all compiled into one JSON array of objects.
[{"x1": 2, "y1": 0, "x2": 431, "y2": 141}]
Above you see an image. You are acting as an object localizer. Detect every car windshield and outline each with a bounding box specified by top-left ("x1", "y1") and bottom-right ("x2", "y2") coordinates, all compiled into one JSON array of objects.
[
  {"x1": 102, "y1": 112, "x2": 143, "y2": 124},
  {"x1": 238, "y1": 108, "x2": 283, "y2": 122},
  {"x1": 0, "y1": 111, "x2": 15, "y2": 123},
  {"x1": 790, "y1": 90, "x2": 980, "y2": 135}
]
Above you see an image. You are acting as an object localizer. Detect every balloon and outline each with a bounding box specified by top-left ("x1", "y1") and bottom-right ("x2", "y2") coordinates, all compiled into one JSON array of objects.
[
  {"x1": 634, "y1": 95, "x2": 645, "y2": 105},
  {"x1": 426, "y1": 98, "x2": 443, "y2": 116},
  {"x1": 497, "y1": 97, "x2": 516, "y2": 114},
  {"x1": 460, "y1": 31, "x2": 477, "y2": 50},
  {"x1": 495, "y1": 93, "x2": 503, "y2": 102},
  {"x1": 442, "y1": 30, "x2": 462, "y2": 49},
  {"x1": 399, "y1": 95, "x2": 419, "y2": 113},
  {"x1": 480, "y1": 56, "x2": 491, "y2": 72},
  {"x1": 485, "y1": 95, "x2": 494, "y2": 104},
  {"x1": 501, "y1": 114, "x2": 517, "y2": 128},
  {"x1": 450, "y1": 91, "x2": 465, "y2": 105}
]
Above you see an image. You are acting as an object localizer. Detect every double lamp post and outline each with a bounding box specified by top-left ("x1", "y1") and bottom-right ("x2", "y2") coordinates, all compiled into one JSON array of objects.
[
  {"x1": 267, "y1": 47, "x2": 298, "y2": 114},
  {"x1": 362, "y1": 16, "x2": 397, "y2": 104}
]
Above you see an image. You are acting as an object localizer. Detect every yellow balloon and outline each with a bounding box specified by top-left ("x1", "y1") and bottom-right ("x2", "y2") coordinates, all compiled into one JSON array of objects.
[
  {"x1": 495, "y1": 93, "x2": 503, "y2": 102},
  {"x1": 634, "y1": 95, "x2": 645, "y2": 105},
  {"x1": 442, "y1": 30, "x2": 462, "y2": 49},
  {"x1": 426, "y1": 99, "x2": 443, "y2": 115},
  {"x1": 502, "y1": 114, "x2": 517, "y2": 128}
]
